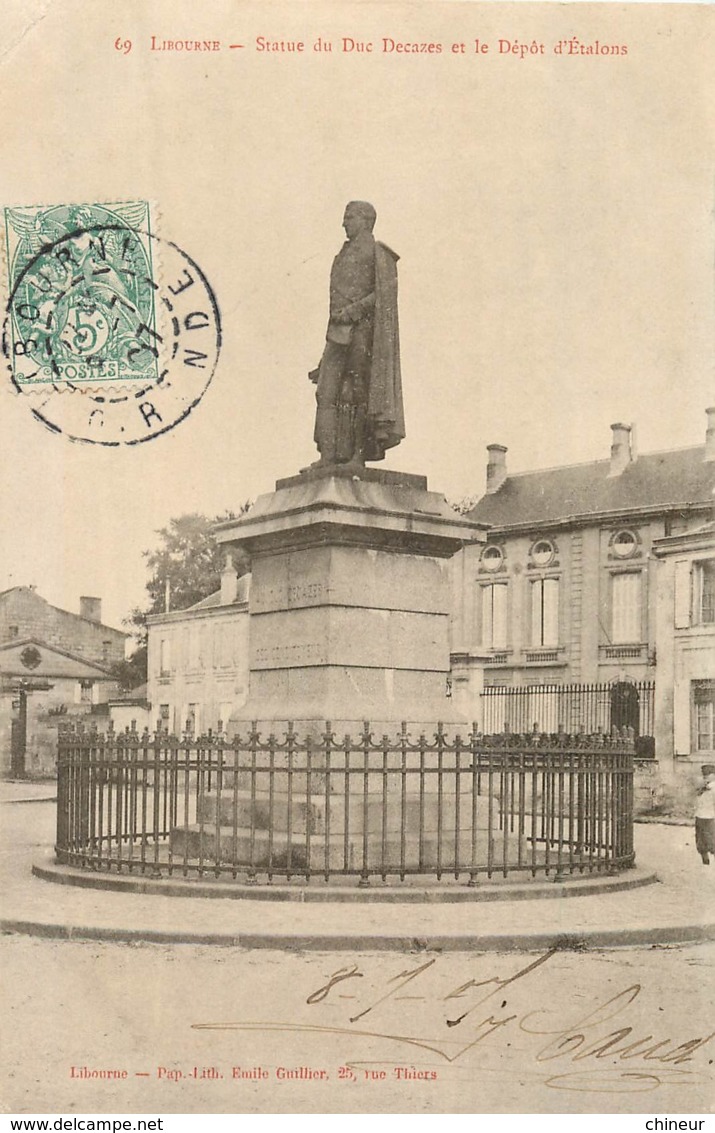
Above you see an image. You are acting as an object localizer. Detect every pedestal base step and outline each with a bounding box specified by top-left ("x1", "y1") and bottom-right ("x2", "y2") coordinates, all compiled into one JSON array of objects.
[
  {"x1": 170, "y1": 823, "x2": 498, "y2": 872},
  {"x1": 195, "y1": 788, "x2": 497, "y2": 834}
]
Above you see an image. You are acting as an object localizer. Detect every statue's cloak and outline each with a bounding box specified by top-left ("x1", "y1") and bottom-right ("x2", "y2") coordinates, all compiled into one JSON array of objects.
[{"x1": 366, "y1": 242, "x2": 405, "y2": 460}]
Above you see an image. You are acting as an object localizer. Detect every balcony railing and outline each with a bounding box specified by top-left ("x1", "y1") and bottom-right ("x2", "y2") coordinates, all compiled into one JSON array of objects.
[{"x1": 599, "y1": 644, "x2": 647, "y2": 661}]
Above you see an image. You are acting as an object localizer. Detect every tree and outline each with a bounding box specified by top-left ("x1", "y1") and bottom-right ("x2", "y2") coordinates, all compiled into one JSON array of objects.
[
  {"x1": 121, "y1": 507, "x2": 251, "y2": 688},
  {"x1": 450, "y1": 495, "x2": 480, "y2": 516},
  {"x1": 109, "y1": 651, "x2": 149, "y2": 693},
  {"x1": 137, "y1": 510, "x2": 250, "y2": 616}
]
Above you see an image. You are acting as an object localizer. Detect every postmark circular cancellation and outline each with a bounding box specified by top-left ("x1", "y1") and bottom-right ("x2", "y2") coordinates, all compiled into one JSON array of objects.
[{"x1": 2, "y1": 200, "x2": 221, "y2": 444}]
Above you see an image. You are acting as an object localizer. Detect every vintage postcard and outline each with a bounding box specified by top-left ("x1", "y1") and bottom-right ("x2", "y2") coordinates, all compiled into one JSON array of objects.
[{"x1": 0, "y1": 0, "x2": 713, "y2": 1118}]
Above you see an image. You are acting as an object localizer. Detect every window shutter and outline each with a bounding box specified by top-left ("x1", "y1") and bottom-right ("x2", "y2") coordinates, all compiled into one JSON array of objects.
[
  {"x1": 481, "y1": 586, "x2": 493, "y2": 648},
  {"x1": 530, "y1": 580, "x2": 541, "y2": 647},
  {"x1": 626, "y1": 573, "x2": 642, "y2": 641},
  {"x1": 612, "y1": 573, "x2": 642, "y2": 643},
  {"x1": 493, "y1": 584, "x2": 508, "y2": 650},
  {"x1": 674, "y1": 560, "x2": 691, "y2": 629},
  {"x1": 612, "y1": 575, "x2": 626, "y2": 642},
  {"x1": 543, "y1": 579, "x2": 559, "y2": 647}
]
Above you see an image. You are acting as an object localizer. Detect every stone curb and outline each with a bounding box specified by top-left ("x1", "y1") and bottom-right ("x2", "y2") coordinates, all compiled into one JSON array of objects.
[
  {"x1": 2, "y1": 916, "x2": 714, "y2": 953},
  {"x1": 1, "y1": 795, "x2": 57, "y2": 805},
  {"x1": 31, "y1": 858, "x2": 659, "y2": 904},
  {"x1": 635, "y1": 816, "x2": 692, "y2": 827}
]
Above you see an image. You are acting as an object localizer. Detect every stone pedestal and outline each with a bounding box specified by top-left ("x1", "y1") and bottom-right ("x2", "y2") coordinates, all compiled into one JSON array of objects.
[
  {"x1": 170, "y1": 780, "x2": 498, "y2": 873},
  {"x1": 449, "y1": 651, "x2": 490, "y2": 728},
  {"x1": 216, "y1": 467, "x2": 487, "y2": 734},
  {"x1": 182, "y1": 467, "x2": 489, "y2": 880}
]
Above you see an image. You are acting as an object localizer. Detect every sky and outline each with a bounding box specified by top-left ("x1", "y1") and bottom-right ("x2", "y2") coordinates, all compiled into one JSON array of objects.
[{"x1": 0, "y1": 0, "x2": 713, "y2": 634}]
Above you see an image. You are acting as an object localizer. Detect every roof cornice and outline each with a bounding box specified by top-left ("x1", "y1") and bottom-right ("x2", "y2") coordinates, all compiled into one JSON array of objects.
[{"x1": 480, "y1": 500, "x2": 712, "y2": 537}]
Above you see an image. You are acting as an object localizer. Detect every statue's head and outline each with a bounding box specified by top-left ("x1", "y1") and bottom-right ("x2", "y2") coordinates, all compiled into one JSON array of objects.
[{"x1": 343, "y1": 201, "x2": 376, "y2": 239}]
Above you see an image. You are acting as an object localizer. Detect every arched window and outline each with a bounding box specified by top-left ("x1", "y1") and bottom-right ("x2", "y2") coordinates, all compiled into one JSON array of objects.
[
  {"x1": 530, "y1": 539, "x2": 556, "y2": 568},
  {"x1": 610, "y1": 529, "x2": 638, "y2": 559},
  {"x1": 481, "y1": 544, "x2": 503, "y2": 572}
]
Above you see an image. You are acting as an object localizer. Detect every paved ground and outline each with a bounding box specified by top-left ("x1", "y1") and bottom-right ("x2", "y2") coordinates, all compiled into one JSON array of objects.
[
  {"x1": 1, "y1": 779, "x2": 56, "y2": 804},
  {"x1": 1, "y1": 794, "x2": 713, "y2": 1114},
  {"x1": 1, "y1": 794, "x2": 713, "y2": 951},
  {"x1": 2, "y1": 932, "x2": 713, "y2": 1114}
]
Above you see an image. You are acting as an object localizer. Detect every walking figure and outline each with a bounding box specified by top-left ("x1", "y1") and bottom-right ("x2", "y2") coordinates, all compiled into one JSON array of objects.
[{"x1": 695, "y1": 763, "x2": 715, "y2": 865}]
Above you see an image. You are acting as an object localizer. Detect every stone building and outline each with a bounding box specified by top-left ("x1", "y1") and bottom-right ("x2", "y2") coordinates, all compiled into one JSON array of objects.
[
  {"x1": 449, "y1": 412, "x2": 714, "y2": 788},
  {"x1": 653, "y1": 520, "x2": 715, "y2": 777},
  {"x1": 0, "y1": 587, "x2": 126, "y2": 775},
  {"x1": 0, "y1": 587, "x2": 126, "y2": 668},
  {"x1": 146, "y1": 561, "x2": 250, "y2": 735}
]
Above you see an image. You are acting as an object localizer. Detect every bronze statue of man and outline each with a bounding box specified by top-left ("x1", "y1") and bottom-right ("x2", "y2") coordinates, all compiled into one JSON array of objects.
[{"x1": 308, "y1": 201, "x2": 405, "y2": 469}]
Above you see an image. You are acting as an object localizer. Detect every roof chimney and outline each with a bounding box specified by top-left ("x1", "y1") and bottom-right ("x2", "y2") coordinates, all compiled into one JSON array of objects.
[
  {"x1": 608, "y1": 423, "x2": 633, "y2": 478},
  {"x1": 220, "y1": 553, "x2": 239, "y2": 605},
  {"x1": 705, "y1": 407, "x2": 715, "y2": 462},
  {"x1": 486, "y1": 444, "x2": 508, "y2": 494},
  {"x1": 80, "y1": 596, "x2": 102, "y2": 623}
]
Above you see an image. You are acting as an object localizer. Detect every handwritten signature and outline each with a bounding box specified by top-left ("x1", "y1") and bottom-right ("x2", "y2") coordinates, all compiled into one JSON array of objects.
[{"x1": 192, "y1": 950, "x2": 714, "y2": 1094}]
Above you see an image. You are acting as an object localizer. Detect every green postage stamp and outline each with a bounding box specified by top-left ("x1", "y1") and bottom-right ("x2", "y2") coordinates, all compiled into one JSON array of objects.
[{"x1": 3, "y1": 200, "x2": 159, "y2": 386}]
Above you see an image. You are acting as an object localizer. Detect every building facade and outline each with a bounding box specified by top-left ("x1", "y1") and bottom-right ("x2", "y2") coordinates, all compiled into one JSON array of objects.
[
  {"x1": 146, "y1": 563, "x2": 250, "y2": 735},
  {"x1": 450, "y1": 415, "x2": 714, "y2": 751},
  {"x1": 654, "y1": 521, "x2": 715, "y2": 773},
  {"x1": 0, "y1": 587, "x2": 126, "y2": 775}
]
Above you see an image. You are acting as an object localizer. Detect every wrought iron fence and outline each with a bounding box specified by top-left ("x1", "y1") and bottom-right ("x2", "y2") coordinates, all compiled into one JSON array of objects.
[
  {"x1": 55, "y1": 721, "x2": 635, "y2": 886},
  {"x1": 481, "y1": 681, "x2": 655, "y2": 757}
]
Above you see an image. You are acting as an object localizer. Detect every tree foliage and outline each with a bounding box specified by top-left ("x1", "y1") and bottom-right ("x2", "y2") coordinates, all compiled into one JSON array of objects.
[
  {"x1": 109, "y1": 649, "x2": 148, "y2": 693},
  {"x1": 139, "y1": 510, "x2": 250, "y2": 617},
  {"x1": 450, "y1": 495, "x2": 479, "y2": 516},
  {"x1": 121, "y1": 507, "x2": 251, "y2": 687}
]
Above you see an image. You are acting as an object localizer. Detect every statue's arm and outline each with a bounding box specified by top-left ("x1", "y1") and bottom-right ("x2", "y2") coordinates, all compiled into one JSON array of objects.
[{"x1": 333, "y1": 292, "x2": 376, "y2": 324}]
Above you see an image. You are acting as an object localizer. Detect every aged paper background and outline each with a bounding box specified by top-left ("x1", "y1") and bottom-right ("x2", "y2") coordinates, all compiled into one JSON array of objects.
[{"x1": 0, "y1": 0, "x2": 713, "y2": 1116}]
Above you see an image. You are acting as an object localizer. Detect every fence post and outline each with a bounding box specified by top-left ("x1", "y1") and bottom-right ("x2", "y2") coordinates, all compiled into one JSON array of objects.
[
  {"x1": 150, "y1": 728, "x2": 162, "y2": 879},
  {"x1": 358, "y1": 721, "x2": 371, "y2": 888},
  {"x1": 55, "y1": 726, "x2": 70, "y2": 862}
]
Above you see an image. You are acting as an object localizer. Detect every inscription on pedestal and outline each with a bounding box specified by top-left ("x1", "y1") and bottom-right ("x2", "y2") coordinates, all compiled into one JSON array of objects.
[
  {"x1": 254, "y1": 641, "x2": 326, "y2": 668},
  {"x1": 251, "y1": 554, "x2": 330, "y2": 614},
  {"x1": 221, "y1": 473, "x2": 485, "y2": 725},
  {"x1": 252, "y1": 584, "x2": 282, "y2": 610},
  {"x1": 288, "y1": 581, "x2": 326, "y2": 605}
]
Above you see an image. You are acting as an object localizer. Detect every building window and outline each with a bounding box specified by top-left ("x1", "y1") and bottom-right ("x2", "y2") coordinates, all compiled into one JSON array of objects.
[
  {"x1": 8, "y1": 625, "x2": 19, "y2": 638},
  {"x1": 159, "y1": 637, "x2": 172, "y2": 676},
  {"x1": 185, "y1": 704, "x2": 198, "y2": 734},
  {"x1": 480, "y1": 583, "x2": 508, "y2": 650},
  {"x1": 611, "y1": 572, "x2": 642, "y2": 643},
  {"x1": 694, "y1": 561, "x2": 715, "y2": 625},
  {"x1": 693, "y1": 681, "x2": 715, "y2": 752},
  {"x1": 611, "y1": 529, "x2": 638, "y2": 559},
  {"x1": 530, "y1": 578, "x2": 559, "y2": 647},
  {"x1": 159, "y1": 704, "x2": 171, "y2": 732},
  {"x1": 188, "y1": 625, "x2": 201, "y2": 669},
  {"x1": 530, "y1": 539, "x2": 555, "y2": 568},
  {"x1": 674, "y1": 559, "x2": 715, "y2": 629},
  {"x1": 79, "y1": 680, "x2": 94, "y2": 704},
  {"x1": 217, "y1": 624, "x2": 233, "y2": 668},
  {"x1": 481, "y1": 545, "x2": 504, "y2": 572}
]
